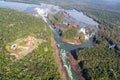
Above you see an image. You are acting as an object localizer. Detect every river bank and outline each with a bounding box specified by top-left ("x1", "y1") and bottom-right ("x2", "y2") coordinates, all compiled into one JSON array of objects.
[
  {"x1": 67, "y1": 53, "x2": 85, "y2": 80},
  {"x1": 51, "y1": 34, "x2": 68, "y2": 80},
  {"x1": 0, "y1": 1, "x2": 96, "y2": 79},
  {"x1": 62, "y1": 38, "x2": 82, "y2": 45}
]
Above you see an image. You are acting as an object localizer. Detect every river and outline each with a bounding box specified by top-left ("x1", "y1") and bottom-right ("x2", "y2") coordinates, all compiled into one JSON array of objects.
[{"x1": 0, "y1": 1, "x2": 98, "y2": 80}]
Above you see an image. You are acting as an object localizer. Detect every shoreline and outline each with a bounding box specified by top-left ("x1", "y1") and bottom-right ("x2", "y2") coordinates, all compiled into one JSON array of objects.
[
  {"x1": 61, "y1": 38, "x2": 82, "y2": 45},
  {"x1": 51, "y1": 34, "x2": 68, "y2": 80},
  {"x1": 67, "y1": 53, "x2": 85, "y2": 80}
]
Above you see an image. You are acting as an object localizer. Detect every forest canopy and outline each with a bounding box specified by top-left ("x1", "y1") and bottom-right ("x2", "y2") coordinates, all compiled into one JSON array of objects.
[{"x1": 0, "y1": 8, "x2": 60, "y2": 80}]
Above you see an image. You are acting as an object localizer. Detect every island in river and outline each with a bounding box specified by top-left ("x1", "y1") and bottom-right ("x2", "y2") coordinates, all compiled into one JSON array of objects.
[
  {"x1": 47, "y1": 10, "x2": 98, "y2": 45},
  {"x1": 0, "y1": 1, "x2": 99, "y2": 80}
]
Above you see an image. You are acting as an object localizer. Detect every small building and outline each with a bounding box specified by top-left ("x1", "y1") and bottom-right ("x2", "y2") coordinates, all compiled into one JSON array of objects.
[{"x1": 108, "y1": 44, "x2": 116, "y2": 49}]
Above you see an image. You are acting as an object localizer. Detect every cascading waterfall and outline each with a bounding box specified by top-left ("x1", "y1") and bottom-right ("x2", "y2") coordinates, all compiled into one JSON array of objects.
[{"x1": 0, "y1": 1, "x2": 99, "y2": 80}]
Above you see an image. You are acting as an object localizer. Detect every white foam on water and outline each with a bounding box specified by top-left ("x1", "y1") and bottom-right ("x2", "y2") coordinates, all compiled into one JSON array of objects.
[
  {"x1": 0, "y1": 1, "x2": 98, "y2": 80},
  {"x1": 66, "y1": 9, "x2": 99, "y2": 26}
]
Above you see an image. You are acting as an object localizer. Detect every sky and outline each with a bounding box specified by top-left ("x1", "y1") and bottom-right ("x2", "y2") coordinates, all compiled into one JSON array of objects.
[{"x1": 105, "y1": 0, "x2": 118, "y2": 1}]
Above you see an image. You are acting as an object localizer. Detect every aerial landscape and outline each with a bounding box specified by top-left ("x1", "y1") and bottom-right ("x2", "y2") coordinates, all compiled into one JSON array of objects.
[{"x1": 0, "y1": 0, "x2": 120, "y2": 80}]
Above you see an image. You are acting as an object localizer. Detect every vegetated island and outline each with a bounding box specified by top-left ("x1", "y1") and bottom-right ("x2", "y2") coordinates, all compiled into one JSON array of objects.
[
  {"x1": 60, "y1": 22, "x2": 86, "y2": 45},
  {"x1": 2, "y1": 0, "x2": 120, "y2": 80},
  {"x1": 48, "y1": 11, "x2": 96, "y2": 45}
]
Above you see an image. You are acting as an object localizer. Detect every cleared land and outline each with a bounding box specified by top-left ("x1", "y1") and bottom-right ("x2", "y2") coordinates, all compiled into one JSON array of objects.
[
  {"x1": 6, "y1": 36, "x2": 46, "y2": 59},
  {"x1": 0, "y1": 8, "x2": 60, "y2": 80}
]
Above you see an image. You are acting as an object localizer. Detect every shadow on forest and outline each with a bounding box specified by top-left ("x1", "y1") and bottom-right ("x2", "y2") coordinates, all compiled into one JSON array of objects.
[
  {"x1": 70, "y1": 48, "x2": 91, "y2": 80},
  {"x1": 78, "y1": 61, "x2": 90, "y2": 80},
  {"x1": 78, "y1": 61, "x2": 84, "y2": 70},
  {"x1": 70, "y1": 48, "x2": 84, "y2": 60},
  {"x1": 81, "y1": 68, "x2": 91, "y2": 80}
]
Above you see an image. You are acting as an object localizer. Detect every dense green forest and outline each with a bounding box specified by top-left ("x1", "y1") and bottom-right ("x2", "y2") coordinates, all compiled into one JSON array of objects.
[
  {"x1": 1, "y1": 0, "x2": 120, "y2": 80},
  {"x1": 75, "y1": 7, "x2": 120, "y2": 80},
  {"x1": 82, "y1": 8, "x2": 120, "y2": 48},
  {"x1": 77, "y1": 47, "x2": 120, "y2": 80},
  {"x1": 62, "y1": 28, "x2": 78, "y2": 42},
  {"x1": 61, "y1": 26, "x2": 86, "y2": 43},
  {"x1": 0, "y1": 8, "x2": 60, "y2": 80},
  {"x1": 48, "y1": 11, "x2": 64, "y2": 25}
]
